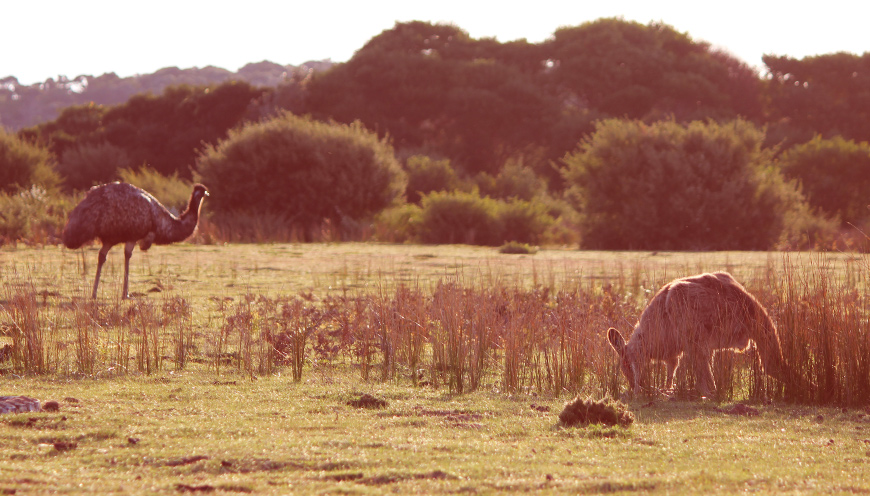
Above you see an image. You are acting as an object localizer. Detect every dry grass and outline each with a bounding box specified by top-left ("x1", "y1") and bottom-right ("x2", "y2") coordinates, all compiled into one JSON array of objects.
[{"x1": 1, "y1": 244, "x2": 868, "y2": 406}]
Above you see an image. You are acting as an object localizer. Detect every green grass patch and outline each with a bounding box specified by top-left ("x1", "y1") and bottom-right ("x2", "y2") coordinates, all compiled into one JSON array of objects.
[{"x1": 0, "y1": 372, "x2": 868, "y2": 494}]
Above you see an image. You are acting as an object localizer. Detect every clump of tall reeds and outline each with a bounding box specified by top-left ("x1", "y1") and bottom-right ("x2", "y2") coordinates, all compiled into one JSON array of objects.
[
  {"x1": 2, "y1": 289, "x2": 48, "y2": 374},
  {"x1": 5, "y1": 251, "x2": 869, "y2": 408},
  {"x1": 752, "y1": 259, "x2": 870, "y2": 406}
]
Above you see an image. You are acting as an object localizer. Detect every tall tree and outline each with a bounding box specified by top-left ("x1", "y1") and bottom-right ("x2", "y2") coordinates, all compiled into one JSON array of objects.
[
  {"x1": 764, "y1": 52, "x2": 870, "y2": 145},
  {"x1": 544, "y1": 19, "x2": 763, "y2": 121},
  {"x1": 20, "y1": 81, "x2": 264, "y2": 187},
  {"x1": 306, "y1": 21, "x2": 560, "y2": 175}
]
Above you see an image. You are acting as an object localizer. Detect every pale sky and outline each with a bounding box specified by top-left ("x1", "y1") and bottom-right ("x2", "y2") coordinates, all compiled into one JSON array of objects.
[{"x1": 5, "y1": 0, "x2": 868, "y2": 85}]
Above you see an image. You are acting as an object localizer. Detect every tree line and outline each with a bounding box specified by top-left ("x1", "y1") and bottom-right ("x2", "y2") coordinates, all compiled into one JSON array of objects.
[{"x1": 2, "y1": 18, "x2": 869, "y2": 250}]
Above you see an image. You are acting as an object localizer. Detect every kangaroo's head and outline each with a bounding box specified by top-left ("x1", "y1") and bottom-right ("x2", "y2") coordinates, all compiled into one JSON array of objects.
[{"x1": 606, "y1": 327, "x2": 637, "y2": 392}]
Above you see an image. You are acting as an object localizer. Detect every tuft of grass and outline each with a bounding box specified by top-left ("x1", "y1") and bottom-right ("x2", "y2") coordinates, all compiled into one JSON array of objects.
[{"x1": 498, "y1": 241, "x2": 538, "y2": 255}]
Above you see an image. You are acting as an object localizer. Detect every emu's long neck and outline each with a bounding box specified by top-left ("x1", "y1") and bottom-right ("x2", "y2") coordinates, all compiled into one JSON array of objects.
[{"x1": 155, "y1": 191, "x2": 205, "y2": 244}]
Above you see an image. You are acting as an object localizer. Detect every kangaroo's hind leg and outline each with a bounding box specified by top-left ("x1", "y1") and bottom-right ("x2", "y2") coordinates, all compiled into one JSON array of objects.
[
  {"x1": 664, "y1": 354, "x2": 681, "y2": 394},
  {"x1": 690, "y1": 351, "x2": 716, "y2": 399}
]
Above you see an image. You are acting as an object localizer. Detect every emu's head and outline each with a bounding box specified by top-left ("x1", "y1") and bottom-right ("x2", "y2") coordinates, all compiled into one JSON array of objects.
[
  {"x1": 191, "y1": 184, "x2": 209, "y2": 204},
  {"x1": 183, "y1": 184, "x2": 209, "y2": 217},
  {"x1": 606, "y1": 327, "x2": 637, "y2": 392}
]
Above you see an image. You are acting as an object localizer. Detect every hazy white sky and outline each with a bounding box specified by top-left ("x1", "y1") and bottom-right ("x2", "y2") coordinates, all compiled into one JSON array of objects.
[{"x1": 5, "y1": 0, "x2": 868, "y2": 85}]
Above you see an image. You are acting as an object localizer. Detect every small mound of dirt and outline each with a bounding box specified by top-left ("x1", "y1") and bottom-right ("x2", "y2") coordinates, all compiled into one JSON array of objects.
[
  {"x1": 347, "y1": 394, "x2": 388, "y2": 409},
  {"x1": 716, "y1": 403, "x2": 760, "y2": 417},
  {"x1": 53, "y1": 441, "x2": 77, "y2": 452},
  {"x1": 559, "y1": 397, "x2": 634, "y2": 428}
]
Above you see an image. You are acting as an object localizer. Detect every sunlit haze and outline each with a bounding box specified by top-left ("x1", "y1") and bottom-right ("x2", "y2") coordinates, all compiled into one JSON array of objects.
[{"x1": 5, "y1": 0, "x2": 868, "y2": 85}]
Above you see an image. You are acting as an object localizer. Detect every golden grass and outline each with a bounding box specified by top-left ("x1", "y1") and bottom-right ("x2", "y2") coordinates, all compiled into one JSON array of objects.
[{"x1": 2, "y1": 244, "x2": 869, "y2": 402}]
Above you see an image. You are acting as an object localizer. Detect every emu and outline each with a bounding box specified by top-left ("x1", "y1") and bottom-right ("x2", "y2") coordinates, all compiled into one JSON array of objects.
[
  {"x1": 62, "y1": 182, "x2": 208, "y2": 299},
  {"x1": 606, "y1": 271, "x2": 789, "y2": 399}
]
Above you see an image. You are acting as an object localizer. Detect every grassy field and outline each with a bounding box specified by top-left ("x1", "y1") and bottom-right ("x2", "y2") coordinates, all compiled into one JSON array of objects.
[{"x1": 2, "y1": 243, "x2": 870, "y2": 494}]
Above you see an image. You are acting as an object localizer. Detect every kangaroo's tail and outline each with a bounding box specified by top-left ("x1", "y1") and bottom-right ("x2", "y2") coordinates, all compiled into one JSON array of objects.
[{"x1": 748, "y1": 301, "x2": 817, "y2": 399}]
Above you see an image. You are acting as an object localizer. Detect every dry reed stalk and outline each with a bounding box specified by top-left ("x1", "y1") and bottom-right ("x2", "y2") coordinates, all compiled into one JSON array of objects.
[
  {"x1": 342, "y1": 296, "x2": 374, "y2": 381},
  {"x1": 3, "y1": 290, "x2": 47, "y2": 374},
  {"x1": 392, "y1": 284, "x2": 427, "y2": 386},
  {"x1": 129, "y1": 300, "x2": 160, "y2": 374},
  {"x1": 162, "y1": 296, "x2": 192, "y2": 370},
  {"x1": 277, "y1": 298, "x2": 326, "y2": 382},
  {"x1": 73, "y1": 300, "x2": 100, "y2": 375}
]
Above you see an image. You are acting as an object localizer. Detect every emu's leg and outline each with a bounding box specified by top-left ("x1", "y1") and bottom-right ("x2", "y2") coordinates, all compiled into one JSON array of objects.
[
  {"x1": 92, "y1": 244, "x2": 112, "y2": 299},
  {"x1": 122, "y1": 241, "x2": 135, "y2": 299}
]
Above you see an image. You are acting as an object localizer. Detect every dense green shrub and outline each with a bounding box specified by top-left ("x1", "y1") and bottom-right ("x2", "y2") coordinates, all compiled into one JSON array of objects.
[
  {"x1": 404, "y1": 155, "x2": 462, "y2": 204},
  {"x1": 0, "y1": 130, "x2": 59, "y2": 193},
  {"x1": 196, "y1": 112, "x2": 406, "y2": 238},
  {"x1": 563, "y1": 119, "x2": 816, "y2": 250},
  {"x1": 417, "y1": 191, "x2": 503, "y2": 245},
  {"x1": 476, "y1": 159, "x2": 545, "y2": 201},
  {"x1": 0, "y1": 186, "x2": 71, "y2": 245},
  {"x1": 413, "y1": 190, "x2": 555, "y2": 246},
  {"x1": 58, "y1": 141, "x2": 132, "y2": 191},
  {"x1": 778, "y1": 136, "x2": 870, "y2": 226},
  {"x1": 498, "y1": 199, "x2": 553, "y2": 244},
  {"x1": 373, "y1": 203, "x2": 422, "y2": 243},
  {"x1": 498, "y1": 241, "x2": 538, "y2": 255}
]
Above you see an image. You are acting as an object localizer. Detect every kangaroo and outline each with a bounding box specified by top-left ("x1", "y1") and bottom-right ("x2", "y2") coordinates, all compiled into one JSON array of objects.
[{"x1": 606, "y1": 272, "x2": 787, "y2": 399}]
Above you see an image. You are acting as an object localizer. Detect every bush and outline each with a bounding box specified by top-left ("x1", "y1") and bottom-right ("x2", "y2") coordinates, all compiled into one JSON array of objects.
[
  {"x1": 405, "y1": 155, "x2": 461, "y2": 204},
  {"x1": 0, "y1": 130, "x2": 59, "y2": 194},
  {"x1": 563, "y1": 119, "x2": 817, "y2": 250},
  {"x1": 417, "y1": 191, "x2": 503, "y2": 245},
  {"x1": 413, "y1": 190, "x2": 555, "y2": 246},
  {"x1": 476, "y1": 158, "x2": 545, "y2": 201},
  {"x1": 498, "y1": 199, "x2": 553, "y2": 245},
  {"x1": 0, "y1": 186, "x2": 71, "y2": 246},
  {"x1": 778, "y1": 136, "x2": 870, "y2": 226},
  {"x1": 498, "y1": 241, "x2": 537, "y2": 255},
  {"x1": 58, "y1": 141, "x2": 132, "y2": 191},
  {"x1": 373, "y1": 203, "x2": 422, "y2": 243},
  {"x1": 776, "y1": 201, "x2": 840, "y2": 250},
  {"x1": 196, "y1": 112, "x2": 406, "y2": 239}
]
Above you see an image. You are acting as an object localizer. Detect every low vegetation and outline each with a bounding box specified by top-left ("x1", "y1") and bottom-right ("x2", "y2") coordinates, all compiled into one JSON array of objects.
[{"x1": 1, "y1": 244, "x2": 869, "y2": 493}]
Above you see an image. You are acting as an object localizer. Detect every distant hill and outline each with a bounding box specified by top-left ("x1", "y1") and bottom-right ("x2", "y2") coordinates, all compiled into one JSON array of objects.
[{"x1": 0, "y1": 60, "x2": 333, "y2": 131}]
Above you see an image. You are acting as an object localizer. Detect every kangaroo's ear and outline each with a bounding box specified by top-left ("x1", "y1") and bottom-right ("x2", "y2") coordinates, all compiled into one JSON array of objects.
[{"x1": 607, "y1": 327, "x2": 626, "y2": 356}]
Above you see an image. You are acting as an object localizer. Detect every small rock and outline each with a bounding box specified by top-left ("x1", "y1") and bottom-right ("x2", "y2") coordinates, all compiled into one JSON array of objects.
[{"x1": 42, "y1": 401, "x2": 59, "y2": 412}]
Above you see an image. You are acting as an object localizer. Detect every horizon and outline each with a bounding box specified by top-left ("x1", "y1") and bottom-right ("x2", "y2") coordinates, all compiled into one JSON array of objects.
[{"x1": 4, "y1": 1, "x2": 868, "y2": 86}]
